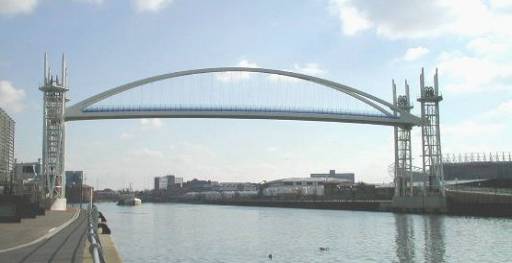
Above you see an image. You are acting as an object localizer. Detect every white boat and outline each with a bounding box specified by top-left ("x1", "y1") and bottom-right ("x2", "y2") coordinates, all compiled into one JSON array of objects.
[{"x1": 117, "y1": 196, "x2": 142, "y2": 206}]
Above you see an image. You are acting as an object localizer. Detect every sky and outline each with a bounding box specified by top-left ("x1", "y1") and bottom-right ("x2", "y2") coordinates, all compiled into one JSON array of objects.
[{"x1": 1, "y1": 0, "x2": 512, "y2": 190}]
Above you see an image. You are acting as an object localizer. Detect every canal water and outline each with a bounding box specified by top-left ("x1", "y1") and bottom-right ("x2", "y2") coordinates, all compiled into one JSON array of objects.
[{"x1": 97, "y1": 202, "x2": 512, "y2": 263}]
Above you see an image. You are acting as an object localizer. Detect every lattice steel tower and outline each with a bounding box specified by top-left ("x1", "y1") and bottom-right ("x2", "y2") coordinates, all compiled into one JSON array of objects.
[
  {"x1": 417, "y1": 68, "x2": 444, "y2": 195},
  {"x1": 393, "y1": 80, "x2": 413, "y2": 197},
  {"x1": 40, "y1": 53, "x2": 68, "y2": 202}
]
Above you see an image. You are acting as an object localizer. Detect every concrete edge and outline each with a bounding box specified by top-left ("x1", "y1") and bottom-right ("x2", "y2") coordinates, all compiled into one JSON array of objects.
[
  {"x1": 0, "y1": 208, "x2": 81, "y2": 253},
  {"x1": 83, "y1": 234, "x2": 123, "y2": 263},
  {"x1": 99, "y1": 234, "x2": 123, "y2": 263}
]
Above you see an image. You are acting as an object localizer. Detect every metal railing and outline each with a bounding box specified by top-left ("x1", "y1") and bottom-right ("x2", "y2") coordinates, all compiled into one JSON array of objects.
[
  {"x1": 443, "y1": 152, "x2": 512, "y2": 163},
  {"x1": 82, "y1": 104, "x2": 390, "y2": 118},
  {"x1": 446, "y1": 185, "x2": 512, "y2": 196},
  {"x1": 87, "y1": 204, "x2": 105, "y2": 263}
]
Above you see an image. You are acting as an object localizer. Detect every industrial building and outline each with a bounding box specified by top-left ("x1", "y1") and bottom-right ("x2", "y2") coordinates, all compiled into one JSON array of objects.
[
  {"x1": 310, "y1": 170, "x2": 355, "y2": 184},
  {"x1": 65, "y1": 171, "x2": 83, "y2": 187},
  {"x1": 14, "y1": 161, "x2": 42, "y2": 182},
  {"x1": 94, "y1": 188, "x2": 120, "y2": 202},
  {"x1": 214, "y1": 182, "x2": 258, "y2": 192},
  {"x1": 262, "y1": 177, "x2": 353, "y2": 197},
  {"x1": 0, "y1": 108, "x2": 15, "y2": 193},
  {"x1": 66, "y1": 184, "x2": 93, "y2": 203},
  {"x1": 443, "y1": 153, "x2": 512, "y2": 182},
  {"x1": 154, "y1": 175, "x2": 183, "y2": 191}
]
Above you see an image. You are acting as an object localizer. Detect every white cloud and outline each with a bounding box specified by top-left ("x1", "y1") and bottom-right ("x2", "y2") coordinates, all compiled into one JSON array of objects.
[
  {"x1": 294, "y1": 63, "x2": 326, "y2": 76},
  {"x1": 269, "y1": 63, "x2": 326, "y2": 82},
  {"x1": 443, "y1": 120, "x2": 504, "y2": 139},
  {"x1": 215, "y1": 59, "x2": 260, "y2": 82},
  {"x1": 139, "y1": 118, "x2": 163, "y2": 129},
  {"x1": 490, "y1": 0, "x2": 512, "y2": 9},
  {"x1": 402, "y1": 47, "x2": 429, "y2": 61},
  {"x1": 238, "y1": 59, "x2": 259, "y2": 68},
  {"x1": 437, "y1": 51, "x2": 512, "y2": 93},
  {"x1": 442, "y1": 119, "x2": 507, "y2": 154},
  {"x1": 329, "y1": 0, "x2": 512, "y2": 39},
  {"x1": 120, "y1": 132, "x2": 134, "y2": 140},
  {"x1": 328, "y1": 1, "x2": 512, "y2": 95},
  {"x1": 0, "y1": 80, "x2": 26, "y2": 113},
  {"x1": 484, "y1": 100, "x2": 512, "y2": 119},
  {"x1": 266, "y1": 146, "x2": 278, "y2": 152},
  {"x1": 73, "y1": 0, "x2": 104, "y2": 4},
  {"x1": 466, "y1": 36, "x2": 511, "y2": 57},
  {"x1": 133, "y1": 0, "x2": 173, "y2": 13},
  {"x1": 134, "y1": 148, "x2": 164, "y2": 159},
  {"x1": 0, "y1": 0, "x2": 37, "y2": 15},
  {"x1": 329, "y1": 0, "x2": 372, "y2": 35}
]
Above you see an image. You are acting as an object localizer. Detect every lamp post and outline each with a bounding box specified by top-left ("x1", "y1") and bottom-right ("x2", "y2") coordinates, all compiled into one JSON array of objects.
[{"x1": 80, "y1": 172, "x2": 84, "y2": 210}]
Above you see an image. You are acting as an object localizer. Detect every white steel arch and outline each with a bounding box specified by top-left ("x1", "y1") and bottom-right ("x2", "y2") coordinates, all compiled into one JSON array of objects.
[{"x1": 65, "y1": 67, "x2": 422, "y2": 127}]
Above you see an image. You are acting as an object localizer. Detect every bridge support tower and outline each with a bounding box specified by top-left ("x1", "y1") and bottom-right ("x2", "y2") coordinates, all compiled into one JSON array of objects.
[
  {"x1": 418, "y1": 68, "x2": 445, "y2": 196},
  {"x1": 40, "y1": 53, "x2": 68, "y2": 210},
  {"x1": 392, "y1": 68, "x2": 446, "y2": 213},
  {"x1": 393, "y1": 80, "x2": 413, "y2": 198}
]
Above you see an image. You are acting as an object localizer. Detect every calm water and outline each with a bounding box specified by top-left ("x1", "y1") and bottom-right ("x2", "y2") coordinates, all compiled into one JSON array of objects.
[{"x1": 97, "y1": 202, "x2": 512, "y2": 263}]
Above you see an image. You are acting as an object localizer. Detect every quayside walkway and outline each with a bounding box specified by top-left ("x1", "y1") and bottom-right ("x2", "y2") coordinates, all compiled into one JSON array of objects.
[{"x1": 0, "y1": 209, "x2": 87, "y2": 263}]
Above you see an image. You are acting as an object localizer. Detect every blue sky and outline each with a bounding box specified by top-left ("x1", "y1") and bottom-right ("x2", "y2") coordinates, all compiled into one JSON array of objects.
[{"x1": 1, "y1": 0, "x2": 512, "y2": 190}]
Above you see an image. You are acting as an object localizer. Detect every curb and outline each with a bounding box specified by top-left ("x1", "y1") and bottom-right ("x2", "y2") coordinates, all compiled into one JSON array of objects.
[{"x1": 0, "y1": 208, "x2": 81, "y2": 253}]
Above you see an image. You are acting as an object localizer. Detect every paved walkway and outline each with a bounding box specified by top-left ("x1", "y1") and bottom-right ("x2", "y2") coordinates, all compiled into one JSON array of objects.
[
  {"x1": 0, "y1": 210, "x2": 87, "y2": 263},
  {"x1": 0, "y1": 210, "x2": 76, "y2": 251}
]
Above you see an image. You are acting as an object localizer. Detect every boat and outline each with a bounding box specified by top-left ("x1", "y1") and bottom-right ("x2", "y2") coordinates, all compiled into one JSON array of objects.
[{"x1": 117, "y1": 195, "x2": 142, "y2": 206}]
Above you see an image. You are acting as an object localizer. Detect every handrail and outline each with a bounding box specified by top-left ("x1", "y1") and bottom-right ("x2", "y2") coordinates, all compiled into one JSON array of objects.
[
  {"x1": 87, "y1": 204, "x2": 105, "y2": 263},
  {"x1": 81, "y1": 104, "x2": 390, "y2": 118}
]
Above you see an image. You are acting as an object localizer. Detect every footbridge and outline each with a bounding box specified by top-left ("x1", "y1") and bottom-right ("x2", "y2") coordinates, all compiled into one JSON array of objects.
[
  {"x1": 40, "y1": 54, "x2": 444, "y2": 212},
  {"x1": 64, "y1": 67, "x2": 421, "y2": 127}
]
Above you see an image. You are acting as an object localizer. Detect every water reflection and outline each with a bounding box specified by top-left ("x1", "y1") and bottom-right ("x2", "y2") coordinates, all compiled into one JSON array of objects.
[
  {"x1": 394, "y1": 214, "x2": 416, "y2": 262},
  {"x1": 394, "y1": 214, "x2": 446, "y2": 263},
  {"x1": 423, "y1": 215, "x2": 445, "y2": 263}
]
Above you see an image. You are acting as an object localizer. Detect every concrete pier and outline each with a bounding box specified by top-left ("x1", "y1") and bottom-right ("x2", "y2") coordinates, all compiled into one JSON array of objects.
[{"x1": 391, "y1": 196, "x2": 447, "y2": 213}]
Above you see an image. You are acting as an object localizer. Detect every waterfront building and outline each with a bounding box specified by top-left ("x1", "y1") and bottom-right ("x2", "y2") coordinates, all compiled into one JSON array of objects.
[
  {"x1": 154, "y1": 175, "x2": 183, "y2": 191},
  {"x1": 65, "y1": 171, "x2": 84, "y2": 187},
  {"x1": 182, "y1": 178, "x2": 218, "y2": 192},
  {"x1": 0, "y1": 108, "x2": 15, "y2": 192},
  {"x1": 94, "y1": 188, "x2": 120, "y2": 202},
  {"x1": 262, "y1": 177, "x2": 353, "y2": 197},
  {"x1": 443, "y1": 153, "x2": 512, "y2": 182},
  {"x1": 310, "y1": 170, "x2": 355, "y2": 184},
  {"x1": 14, "y1": 160, "x2": 42, "y2": 182},
  {"x1": 7, "y1": 160, "x2": 44, "y2": 198},
  {"x1": 215, "y1": 182, "x2": 258, "y2": 192},
  {"x1": 66, "y1": 184, "x2": 93, "y2": 203}
]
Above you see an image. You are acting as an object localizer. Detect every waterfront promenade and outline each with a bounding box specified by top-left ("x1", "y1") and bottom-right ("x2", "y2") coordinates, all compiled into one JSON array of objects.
[{"x1": 0, "y1": 208, "x2": 87, "y2": 263}]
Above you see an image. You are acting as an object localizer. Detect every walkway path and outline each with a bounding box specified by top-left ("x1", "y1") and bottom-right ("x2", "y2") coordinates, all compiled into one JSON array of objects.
[
  {"x1": 0, "y1": 209, "x2": 76, "y2": 251},
  {"x1": 0, "y1": 209, "x2": 87, "y2": 263}
]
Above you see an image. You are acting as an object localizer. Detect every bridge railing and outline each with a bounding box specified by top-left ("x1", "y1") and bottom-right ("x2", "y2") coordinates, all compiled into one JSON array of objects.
[
  {"x1": 87, "y1": 204, "x2": 105, "y2": 263},
  {"x1": 82, "y1": 104, "x2": 391, "y2": 118}
]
